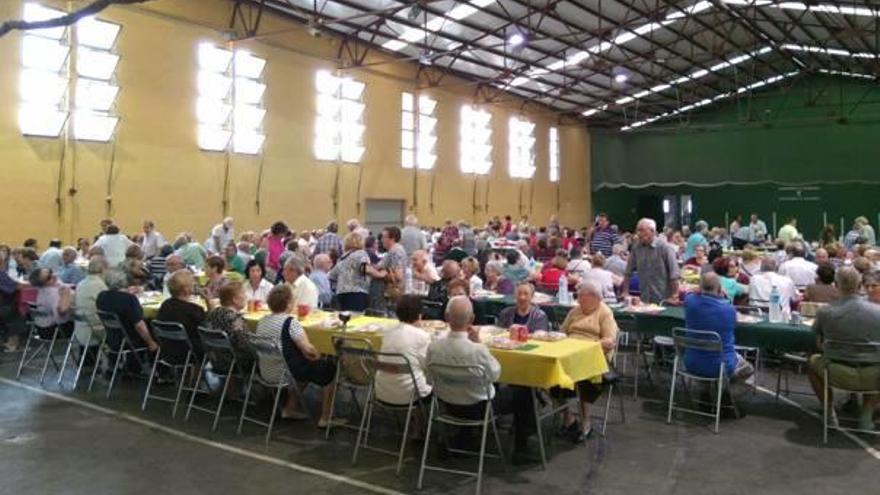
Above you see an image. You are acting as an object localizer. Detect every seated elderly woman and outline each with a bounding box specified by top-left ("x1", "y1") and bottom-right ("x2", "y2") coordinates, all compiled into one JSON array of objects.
[
  {"x1": 555, "y1": 281, "x2": 618, "y2": 442},
  {"x1": 460, "y1": 256, "x2": 483, "y2": 294},
  {"x1": 205, "y1": 281, "x2": 251, "y2": 374},
  {"x1": 243, "y1": 259, "x2": 274, "y2": 304},
  {"x1": 29, "y1": 267, "x2": 74, "y2": 339},
  {"x1": 497, "y1": 282, "x2": 549, "y2": 332},
  {"x1": 538, "y1": 255, "x2": 569, "y2": 292},
  {"x1": 202, "y1": 255, "x2": 228, "y2": 300},
  {"x1": 581, "y1": 252, "x2": 620, "y2": 303},
  {"x1": 447, "y1": 278, "x2": 470, "y2": 298},
  {"x1": 256, "y1": 284, "x2": 336, "y2": 424},
  {"x1": 484, "y1": 260, "x2": 514, "y2": 295},
  {"x1": 156, "y1": 269, "x2": 207, "y2": 364},
  {"x1": 804, "y1": 262, "x2": 840, "y2": 303},
  {"x1": 120, "y1": 244, "x2": 150, "y2": 287},
  {"x1": 711, "y1": 257, "x2": 747, "y2": 303},
  {"x1": 683, "y1": 244, "x2": 709, "y2": 269}
]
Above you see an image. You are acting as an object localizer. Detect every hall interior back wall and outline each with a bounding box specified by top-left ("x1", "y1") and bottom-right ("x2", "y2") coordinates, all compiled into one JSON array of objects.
[
  {"x1": 591, "y1": 75, "x2": 880, "y2": 236},
  {"x1": 0, "y1": 0, "x2": 591, "y2": 244}
]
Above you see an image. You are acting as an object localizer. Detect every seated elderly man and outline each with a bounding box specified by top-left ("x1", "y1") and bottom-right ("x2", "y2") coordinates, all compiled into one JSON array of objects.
[
  {"x1": 684, "y1": 273, "x2": 754, "y2": 395},
  {"x1": 748, "y1": 257, "x2": 796, "y2": 319},
  {"x1": 162, "y1": 254, "x2": 186, "y2": 298},
  {"x1": 807, "y1": 267, "x2": 880, "y2": 431},
  {"x1": 59, "y1": 247, "x2": 85, "y2": 285},
  {"x1": 604, "y1": 244, "x2": 628, "y2": 276},
  {"x1": 73, "y1": 257, "x2": 109, "y2": 355},
  {"x1": 282, "y1": 256, "x2": 319, "y2": 311},
  {"x1": 309, "y1": 254, "x2": 333, "y2": 308},
  {"x1": 96, "y1": 269, "x2": 159, "y2": 358},
  {"x1": 804, "y1": 262, "x2": 840, "y2": 303},
  {"x1": 497, "y1": 282, "x2": 550, "y2": 332},
  {"x1": 426, "y1": 260, "x2": 461, "y2": 304},
  {"x1": 408, "y1": 249, "x2": 439, "y2": 297},
  {"x1": 779, "y1": 242, "x2": 818, "y2": 289},
  {"x1": 555, "y1": 281, "x2": 618, "y2": 442},
  {"x1": 426, "y1": 296, "x2": 538, "y2": 464}
]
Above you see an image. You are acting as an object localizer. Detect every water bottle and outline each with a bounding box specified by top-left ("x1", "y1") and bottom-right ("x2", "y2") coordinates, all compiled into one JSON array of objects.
[
  {"x1": 404, "y1": 266, "x2": 413, "y2": 294},
  {"x1": 557, "y1": 279, "x2": 569, "y2": 305},
  {"x1": 768, "y1": 286, "x2": 782, "y2": 323}
]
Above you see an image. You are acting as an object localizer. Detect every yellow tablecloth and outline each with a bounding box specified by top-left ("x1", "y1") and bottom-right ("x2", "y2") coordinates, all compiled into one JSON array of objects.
[{"x1": 140, "y1": 305, "x2": 607, "y2": 390}]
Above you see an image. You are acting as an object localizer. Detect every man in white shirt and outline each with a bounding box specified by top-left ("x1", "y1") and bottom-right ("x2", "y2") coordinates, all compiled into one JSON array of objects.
[
  {"x1": 94, "y1": 225, "x2": 134, "y2": 266},
  {"x1": 407, "y1": 250, "x2": 439, "y2": 296},
  {"x1": 141, "y1": 220, "x2": 167, "y2": 259},
  {"x1": 375, "y1": 295, "x2": 432, "y2": 405},
  {"x1": 207, "y1": 217, "x2": 235, "y2": 254},
  {"x1": 426, "y1": 296, "x2": 538, "y2": 464},
  {"x1": 778, "y1": 242, "x2": 818, "y2": 289},
  {"x1": 748, "y1": 213, "x2": 768, "y2": 243},
  {"x1": 282, "y1": 256, "x2": 318, "y2": 311},
  {"x1": 749, "y1": 257, "x2": 796, "y2": 319}
]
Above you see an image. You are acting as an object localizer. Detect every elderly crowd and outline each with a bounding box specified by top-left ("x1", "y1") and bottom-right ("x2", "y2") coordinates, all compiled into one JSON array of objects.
[{"x1": 1, "y1": 209, "x2": 880, "y2": 458}]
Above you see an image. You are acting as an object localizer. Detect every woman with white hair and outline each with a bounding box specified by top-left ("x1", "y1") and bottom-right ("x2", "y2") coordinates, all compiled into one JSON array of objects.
[
  {"x1": 484, "y1": 260, "x2": 514, "y2": 296},
  {"x1": 554, "y1": 280, "x2": 619, "y2": 442}
]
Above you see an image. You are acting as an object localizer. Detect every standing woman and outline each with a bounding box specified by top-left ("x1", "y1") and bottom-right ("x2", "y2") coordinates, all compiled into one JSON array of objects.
[
  {"x1": 328, "y1": 233, "x2": 372, "y2": 311},
  {"x1": 262, "y1": 222, "x2": 289, "y2": 281}
]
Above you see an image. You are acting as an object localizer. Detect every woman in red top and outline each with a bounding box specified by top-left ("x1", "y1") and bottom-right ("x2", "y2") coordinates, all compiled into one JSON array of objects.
[{"x1": 538, "y1": 255, "x2": 569, "y2": 293}]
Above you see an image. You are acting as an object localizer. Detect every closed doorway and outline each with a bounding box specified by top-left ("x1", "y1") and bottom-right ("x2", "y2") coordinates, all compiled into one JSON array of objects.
[{"x1": 364, "y1": 199, "x2": 405, "y2": 237}]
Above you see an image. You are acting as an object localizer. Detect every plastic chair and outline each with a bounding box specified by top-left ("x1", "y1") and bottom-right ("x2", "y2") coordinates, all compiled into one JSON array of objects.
[
  {"x1": 417, "y1": 363, "x2": 505, "y2": 495},
  {"x1": 91, "y1": 310, "x2": 151, "y2": 398},
  {"x1": 821, "y1": 339, "x2": 880, "y2": 444},
  {"x1": 351, "y1": 350, "x2": 425, "y2": 475},
  {"x1": 666, "y1": 327, "x2": 740, "y2": 434},
  {"x1": 143, "y1": 320, "x2": 204, "y2": 418},
  {"x1": 236, "y1": 332, "x2": 296, "y2": 444},
  {"x1": 774, "y1": 352, "x2": 810, "y2": 400},
  {"x1": 733, "y1": 305, "x2": 764, "y2": 390},
  {"x1": 325, "y1": 336, "x2": 374, "y2": 439},
  {"x1": 185, "y1": 326, "x2": 249, "y2": 431}
]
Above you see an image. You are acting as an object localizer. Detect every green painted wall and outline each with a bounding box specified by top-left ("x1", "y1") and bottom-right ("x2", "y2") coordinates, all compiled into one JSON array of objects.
[{"x1": 591, "y1": 74, "x2": 880, "y2": 237}]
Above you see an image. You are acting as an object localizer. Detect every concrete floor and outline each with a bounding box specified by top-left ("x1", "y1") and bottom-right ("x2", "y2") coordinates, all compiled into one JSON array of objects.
[{"x1": 1, "y1": 351, "x2": 878, "y2": 495}]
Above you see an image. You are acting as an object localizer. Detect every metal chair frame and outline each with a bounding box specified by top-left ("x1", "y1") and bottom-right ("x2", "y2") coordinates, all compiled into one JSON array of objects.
[
  {"x1": 16, "y1": 303, "x2": 68, "y2": 385},
  {"x1": 143, "y1": 320, "x2": 205, "y2": 418},
  {"x1": 57, "y1": 313, "x2": 104, "y2": 390},
  {"x1": 91, "y1": 310, "x2": 152, "y2": 398},
  {"x1": 350, "y1": 350, "x2": 425, "y2": 475},
  {"x1": 666, "y1": 327, "x2": 739, "y2": 434},
  {"x1": 325, "y1": 336, "x2": 373, "y2": 439},
  {"x1": 821, "y1": 339, "x2": 880, "y2": 444},
  {"x1": 236, "y1": 332, "x2": 297, "y2": 444},
  {"x1": 417, "y1": 363, "x2": 506, "y2": 495},
  {"x1": 185, "y1": 326, "x2": 249, "y2": 431}
]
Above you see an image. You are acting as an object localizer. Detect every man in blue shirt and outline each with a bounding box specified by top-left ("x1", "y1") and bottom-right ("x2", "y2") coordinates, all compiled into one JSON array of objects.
[
  {"x1": 683, "y1": 273, "x2": 753, "y2": 385},
  {"x1": 684, "y1": 220, "x2": 709, "y2": 260}
]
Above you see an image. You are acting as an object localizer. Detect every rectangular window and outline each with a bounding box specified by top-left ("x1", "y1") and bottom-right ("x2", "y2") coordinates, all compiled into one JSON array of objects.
[
  {"x1": 18, "y1": 3, "x2": 121, "y2": 141},
  {"x1": 459, "y1": 104, "x2": 492, "y2": 174},
  {"x1": 401, "y1": 92, "x2": 437, "y2": 169},
  {"x1": 314, "y1": 70, "x2": 365, "y2": 163},
  {"x1": 508, "y1": 116, "x2": 535, "y2": 179},
  {"x1": 18, "y1": 3, "x2": 70, "y2": 138},
  {"x1": 196, "y1": 42, "x2": 266, "y2": 154},
  {"x1": 549, "y1": 126, "x2": 560, "y2": 182}
]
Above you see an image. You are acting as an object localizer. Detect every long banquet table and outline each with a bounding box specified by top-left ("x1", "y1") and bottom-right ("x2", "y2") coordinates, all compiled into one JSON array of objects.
[
  {"x1": 471, "y1": 295, "x2": 817, "y2": 353},
  {"x1": 141, "y1": 303, "x2": 607, "y2": 390}
]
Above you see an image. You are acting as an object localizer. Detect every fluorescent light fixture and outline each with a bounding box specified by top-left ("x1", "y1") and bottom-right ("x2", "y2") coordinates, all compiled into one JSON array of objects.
[
  {"x1": 781, "y1": 43, "x2": 877, "y2": 59},
  {"x1": 382, "y1": 0, "x2": 496, "y2": 52},
  {"x1": 614, "y1": 73, "x2": 629, "y2": 84}
]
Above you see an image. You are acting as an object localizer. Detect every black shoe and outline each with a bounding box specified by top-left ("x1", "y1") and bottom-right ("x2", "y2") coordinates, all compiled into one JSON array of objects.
[
  {"x1": 569, "y1": 426, "x2": 593, "y2": 444},
  {"x1": 557, "y1": 420, "x2": 580, "y2": 438}
]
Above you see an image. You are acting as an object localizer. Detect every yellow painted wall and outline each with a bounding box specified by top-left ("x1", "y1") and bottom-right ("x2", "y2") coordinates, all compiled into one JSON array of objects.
[{"x1": 0, "y1": 0, "x2": 591, "y2": 244}]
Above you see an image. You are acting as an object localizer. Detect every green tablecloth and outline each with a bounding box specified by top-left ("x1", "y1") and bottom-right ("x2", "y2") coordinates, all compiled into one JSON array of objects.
[{"x1": 472, "y1": 297, "x2": 817, "y2": 353}]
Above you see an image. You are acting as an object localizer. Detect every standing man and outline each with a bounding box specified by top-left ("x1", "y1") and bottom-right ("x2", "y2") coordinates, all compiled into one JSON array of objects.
[
  {"x1": 620, "y1": 218, "x2": 680, "y2": 305},
  {"x1": 141, "y1": 220, "x2": 167, "y2": 259},
  {"x1": 207, "y1": 217, "x2": 235, "y2": 254},
  {"x1": 748, "y1": 213, "x2": 768, "y2": 244},
  {"x1": 588, "y1": 213, "x2": 617, "y2": 257},
  {"x1": 94, "y1": 225, "x2": 134, "y2": 266},
  {"x1": 313, "y1": 221, "x2": 343, "y2": 257},
  {"x1": 400, "y1": 214, "x2": 427, "y2": 256},
  {"x1": 777, "y1": 217, "x2": 799, "y2": 245}
]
